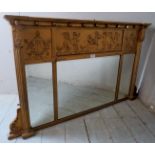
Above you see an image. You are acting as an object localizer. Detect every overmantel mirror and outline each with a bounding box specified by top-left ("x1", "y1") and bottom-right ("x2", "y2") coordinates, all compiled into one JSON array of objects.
[{"x1": 5, "y1": 15, "x2": 150, "y2": 139}]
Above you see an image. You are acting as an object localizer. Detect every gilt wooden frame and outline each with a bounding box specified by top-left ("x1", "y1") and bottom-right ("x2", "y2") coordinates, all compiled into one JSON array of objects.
[{"x1": 5, "y1": 15, "x2": 150, "y2": 139}]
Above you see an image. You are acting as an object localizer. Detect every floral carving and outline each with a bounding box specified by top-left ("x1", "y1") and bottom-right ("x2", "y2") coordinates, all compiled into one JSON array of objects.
[
  {"x1": 14, "y1": 38, "x2": 25, "y2": 48},
  {"x1": 87, "y1": 31, "x2": 102, "y2": 46}
]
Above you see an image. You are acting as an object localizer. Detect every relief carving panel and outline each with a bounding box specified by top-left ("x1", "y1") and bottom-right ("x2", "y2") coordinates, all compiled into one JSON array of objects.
[
  {"x1": 15, "y1": 28, "x2": 52, "y2": 64},
  {"x1": 53, "y1": 28, "x2": 123, "y2": 55},
  {"x1": 122, "y1": 29, "x2": 138, "y2": 52}
]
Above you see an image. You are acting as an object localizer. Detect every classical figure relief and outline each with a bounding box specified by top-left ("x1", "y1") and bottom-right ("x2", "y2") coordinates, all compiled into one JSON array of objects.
[
  {"x1": 72, "y1": 32, "x2": 80, "y2": 50},
  {"x1": 123, "y1": 30, "x2": 138, "y2": 51},
  {"x1": 55, "y1": 29, "x2": 123, "y2": 55},
  {"x1": 57, "y1": 31, "x2": 80, "y2": 51},
  {"x1": 61, "y1": 32, "x2": 71, "y2": 50},
  {"x1": 85, "y1": 31, "x2": 122, "y2": 51},
  {"x1": 15, "y1": 29, "x2": 51, "y2": 63},
  {"x1": 24, "y1": 31, "x2": 51, "y2": 57},
  {"x1": 80, "y1": 31, "x2": 103, "y2": 52}
]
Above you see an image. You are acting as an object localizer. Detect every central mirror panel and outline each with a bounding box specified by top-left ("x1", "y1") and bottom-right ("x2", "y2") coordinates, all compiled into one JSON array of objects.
[
  {"x1": 25, "y1": 63, "x2": 54, "y2": 127},
  {"x1": 57, "y1": 56, "x2": 120, "y2": 118}
]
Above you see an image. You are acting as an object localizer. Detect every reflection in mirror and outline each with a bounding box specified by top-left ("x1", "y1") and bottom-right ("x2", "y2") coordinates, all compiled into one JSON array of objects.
[
  {"x1": 25, "y1": 63, "x2": 54, "y2": 127},
  {"x1": 57, "y1": 56, "x2": 119, "y2": 118},
  {"x1": 118, "y1": 54, "x2": 135, "y2": 99}
]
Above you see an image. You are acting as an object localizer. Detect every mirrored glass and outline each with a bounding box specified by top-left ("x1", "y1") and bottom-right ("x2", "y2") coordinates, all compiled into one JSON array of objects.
[
  {"x1": 118, "y1": 54, "x2": 135, "y2": 99},
  {"x1": 25, "y1": 63, "x2": 54, "y2": 127},
  {"x1": 57, "y1": 56, "x2": 119, "y2": 118}
]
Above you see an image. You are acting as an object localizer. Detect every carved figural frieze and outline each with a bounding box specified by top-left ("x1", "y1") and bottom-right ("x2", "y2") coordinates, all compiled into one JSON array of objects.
[
  {"x1": 82, "y1": 31, "x2": 122, "y2": 51},
  {"x1": 54, "y1": 28, "x2": 123, "y2": 55},
  {"x1": 57, "y1": 31, "x2": 80, "y2": 51},
  {"x1": 25, "y1": 31, "x2": 50, "y2": 57},
  {"x1": 15, "y1": 29, "x2": 52, "y2": 63}
]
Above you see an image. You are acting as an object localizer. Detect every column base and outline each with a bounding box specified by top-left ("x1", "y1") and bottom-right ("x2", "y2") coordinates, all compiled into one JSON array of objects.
[
  {"x1": 8, "y1": 108, "x2": 36, "y2": 140},
  {"x1": 129, "y1": 86, "x2": 139, "y2": 100}
]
